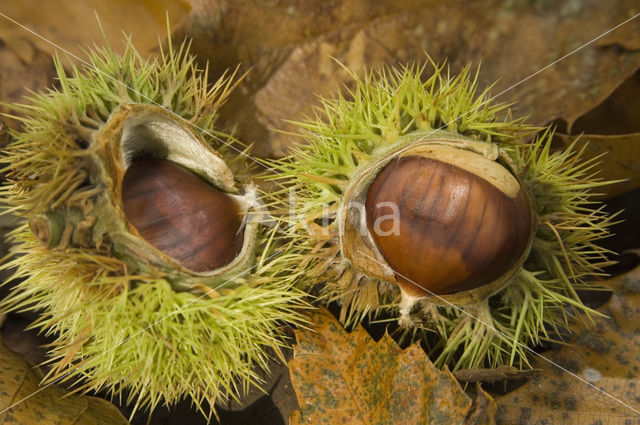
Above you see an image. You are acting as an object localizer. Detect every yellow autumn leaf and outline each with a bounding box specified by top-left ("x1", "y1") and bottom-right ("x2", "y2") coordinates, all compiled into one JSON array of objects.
[
  {"x1": 555, "y1": 133, "x2": 640, "y2": 199},
  {"x1": 289, "y1": 308, "x2": 496, "y2": 425},
  {"x1": 0, "y1": 339, "x2": 129, "y2": 425},
  {"x1": 496, "y1": 255, "x2": 640, "y2": 424}
]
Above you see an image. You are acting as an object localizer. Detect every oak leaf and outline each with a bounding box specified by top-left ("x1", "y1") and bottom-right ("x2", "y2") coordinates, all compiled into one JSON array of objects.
[
  {"x1": 174, "y1": 0, "x2": 640, "y2": 158},
  {"x1": 495, "y1": 255, "x2": 640, "y2": 424},
  {"x1": 555, "y1": 70, "x2": 640, "y2": 199},
  {"x1": 0, "y1": 0, "x2": 190, "y2": 59},
  {"x1": 0, "y1": 338, "x2": 129, "y2": 425},
  {"x1": 555, "y1": 132, "x2": 640, "y2": 199},
  {"x1": 289, "y1": 308, "x2": 495, "y2": 425}
]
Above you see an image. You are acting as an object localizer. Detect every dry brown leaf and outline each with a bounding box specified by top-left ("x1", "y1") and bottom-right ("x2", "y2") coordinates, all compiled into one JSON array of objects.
[
  {"x1": 0, "y1": 340, "x2": 129, "y2": 425},
  {"x1": 0, "y1": 1, "x2": 191, "y2": 129},
  {"x1": 174, "y1": 0, "x2": 640, "y2": 157},
  {"x1": 495, "y1": 256, "x2": 640, "y2": 425},
  {"x1": 289, "y1": 308, "x2": 496, "y2": 425},
  {"x1": 0, "y1": 38, "x2": 57, "y2": 130},
  {"x1": 555, "y1": 132, "x2": 640, "y2": 199},
  {"x1": 551, "y1": 69, "x2": 640, "y2": 199},
  {"x1": 571, "y1": 69, "x2": 640, "y2": 136},
  {"x1": 0, "y1": 0, "x2": 191, "y2": 58}
]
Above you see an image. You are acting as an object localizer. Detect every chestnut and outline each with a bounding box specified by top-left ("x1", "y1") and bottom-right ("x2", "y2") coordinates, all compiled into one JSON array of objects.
[
  {"x1": 0, "y1": 37, "x2": 308, "y2": 419},
  {"x1": 365, "y1": 154, "x2": 532, "y2": 297},
  {"x1": 270, "y1": 62, "x2": 615, "y2": 371},
  {"x1": 122, "y1": 157, "x2": 244, "y2": 272}
]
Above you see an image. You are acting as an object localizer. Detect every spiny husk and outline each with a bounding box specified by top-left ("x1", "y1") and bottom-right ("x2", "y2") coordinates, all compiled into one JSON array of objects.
[
  {"x1": 266, "y1": 61, "x2": 616, "y2": 370},
  {"x1": 0, "y1": 36, "x2": 307, "y2": 416}
]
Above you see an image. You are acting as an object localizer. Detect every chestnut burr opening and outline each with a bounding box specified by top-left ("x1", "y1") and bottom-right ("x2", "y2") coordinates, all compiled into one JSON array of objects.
[
  {"x1": 365, "y1": 155, "x2": 532, "y2": 296},
  {"x1": 122, "y1": 157, "x2": 244, "y2": 272}
]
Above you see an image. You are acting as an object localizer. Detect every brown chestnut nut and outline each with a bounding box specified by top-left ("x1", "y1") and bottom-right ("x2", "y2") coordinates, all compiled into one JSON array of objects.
[
  {"x1": 365, "y1": 151, "x2": 532, "y2": 297},
  {"x1": 122, "y1": 157, "x2": 244, "y2": 272}
]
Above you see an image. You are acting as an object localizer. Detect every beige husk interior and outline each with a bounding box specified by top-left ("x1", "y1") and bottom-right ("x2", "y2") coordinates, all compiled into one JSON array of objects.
[{"x1": 92, "y1": 104, "x2": 261, "y2": 291}]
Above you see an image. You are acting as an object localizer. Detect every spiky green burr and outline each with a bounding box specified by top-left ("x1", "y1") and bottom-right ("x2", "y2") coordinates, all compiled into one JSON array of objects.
[
  {"x1": 0, "y1": 37, "x2": 307, "y2": 416},
  {"x1": 266, "y1": 62, "x2": 616, "y2": 370}
]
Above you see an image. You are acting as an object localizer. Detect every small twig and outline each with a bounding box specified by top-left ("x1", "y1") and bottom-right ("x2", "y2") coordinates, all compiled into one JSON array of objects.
[{"x1": 453, "y1": 365, "x2": 541, "y2": 383}]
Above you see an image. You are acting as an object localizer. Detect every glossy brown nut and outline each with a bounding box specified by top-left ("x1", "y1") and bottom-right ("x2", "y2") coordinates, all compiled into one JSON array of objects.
[
  {"x1": 365, "y1": 155, "x2": 532, "y2": 296},
  {"x1": 122, "y1": 157, "x2": 244, "y2": 272}
]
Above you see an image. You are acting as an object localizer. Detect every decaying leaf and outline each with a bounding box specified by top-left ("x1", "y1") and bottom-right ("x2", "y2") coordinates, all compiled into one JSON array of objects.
[
  {"x1": 0, "y1": 0, "x2": 191, "y2": 59},
  {"x1": 570, "y1": 69, "x2": 640, "y2": 136},
  {"x1": 289, "y1": 308, "x2": 496, "y2": 425},
  {"x1": 0, "y1": 37, "x2": 56, "y2": 130},
  {"x1": 174, "y1": 0, "x2": 640, "y2": 157},
  {"x1": 0, "y1": 0, "x2": 191, "y2": 130},
  {"x1": 553, "y1": 69, "x2": 640, "y2": 199},
  {"x1": 0, "y1": 340, "x2": 129, "y2": 425},
  {"x1": 555, "y1": 132, "x2": 640, "y2": 199},
  {"x1": 495, "y1": 255, "x2": 640, "y2": 425}
]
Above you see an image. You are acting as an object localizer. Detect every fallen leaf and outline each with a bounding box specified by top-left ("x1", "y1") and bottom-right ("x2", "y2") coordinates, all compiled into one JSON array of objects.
[
  {"x1": 550, "y1": 69, "x2": 640, "y2": 199},
  {"x1": 0, "y1": 1, "x2": 191, "y2": 129},
  {"x1": 596, "y1": 22, "x2": 640, "y2": 51},
  {"x1": 570, "y1": 69, "x2": 640, "y2": 136},
  {"x1": 0, "y1": 37, "x2": 57, "y2": 130},
  {"x1": 289, "y1": 308, "x2": 495, "y2": 425},
  {"x1": 0, "y1": 0, "x2": 191, "y2": 58},
  {"x1": 174, "y1": 0, "x2": 640, "y2": 157},
  {"x1": 0, "y1": 339, "x2": 129, "y2": 425},
  {"x1": 555, "y1": 132, "x2": 640, "y2": 199},
  {"x1": 495, "y1": 255, "x2": 640, "y2": 425}
]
